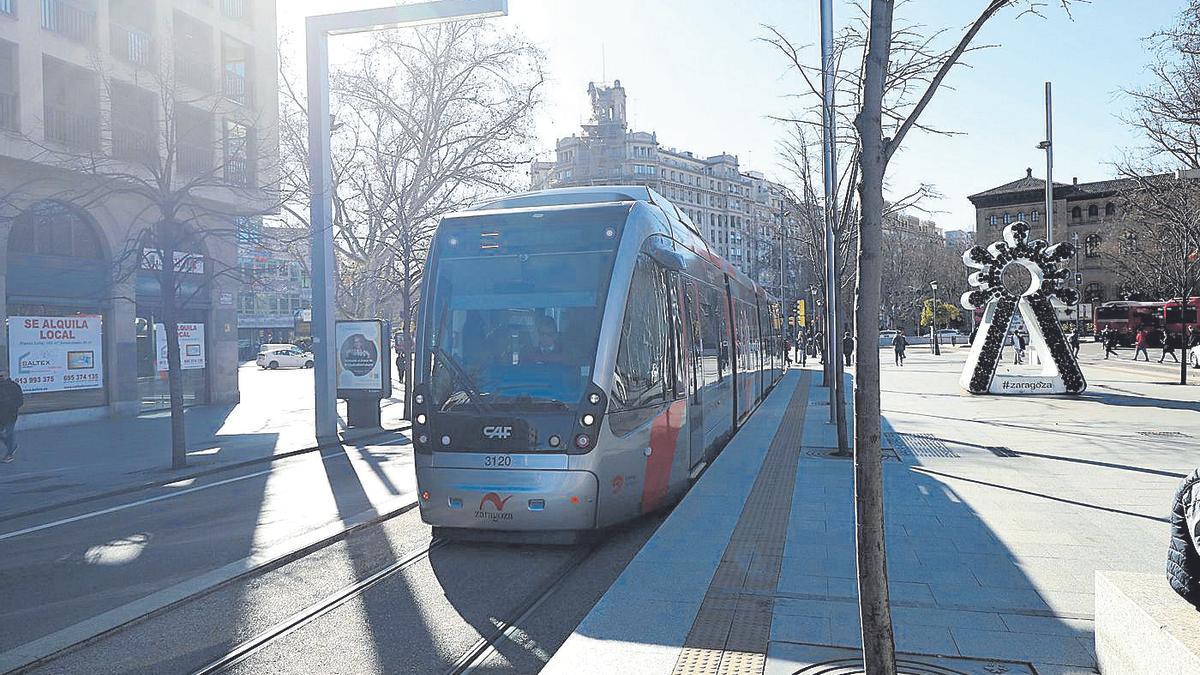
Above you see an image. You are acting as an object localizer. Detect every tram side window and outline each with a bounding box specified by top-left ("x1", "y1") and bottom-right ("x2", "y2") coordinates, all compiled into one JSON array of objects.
[
  {"x1": 699, "y1": 282, "x2": 728, "y2": 385},
  {"x1": 612, "y1": 255, "x2": 669, "y2": 410}
]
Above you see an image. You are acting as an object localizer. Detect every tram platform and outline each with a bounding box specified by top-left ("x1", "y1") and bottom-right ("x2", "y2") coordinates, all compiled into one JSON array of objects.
[{"x1": 544, "y1": 360, "x2": 1109, "y2": 675}]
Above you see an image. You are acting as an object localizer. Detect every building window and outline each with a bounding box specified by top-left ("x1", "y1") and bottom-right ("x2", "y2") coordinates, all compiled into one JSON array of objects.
[
  {"x1": 1017, "y1": 212, "x2": 1025, "y2": 222},
  {"x1": 1085, "y1": 233, "x2": 1101, "y2": 258},
  {"x1": 221, "y1": 34, "x2": 251, "y2": 105},
  {"x1": 1105, "y1": 202, "x2": 1116, "y2": 217},
  {"x1": 1031, "y1": 210, "x2": 1039, "y2": 222},
  {"x1": 1071, "y1": 206, "x2": 1082, "y2": 220},
  {"x1": 1088, "y1": 204, "x2": 1099, "y2": 218},
  {"x1": 1003, "y1": 213, "x2": 1011, "y2": 225},
  {"x1": 175, "y1": 103, "x2": 213, "y2": 175},
  {"x1": 42, "y1": 0, "x2": 96, "y2": 44},
  {"x1": 174, "y1": 11, "x2": 213, "y2": 91},
  {"x1": 1119, "y1": 231, "x2": 1138, "y2": 254},
  {"x1": 111, "y1": 81, "x2": 158, "y2": 163},
  {"x1": 0, "y1": 39, "x2": 17, "y2": 132},
  {"x1": 988, "y1": 215, "x2": 997, "y2": 226},
  {"x1": 222, "y1": 120, "x2": 253, "y2": 185},
  {"x1": 110, "y1": 0, "x2": 153, "y2": 66},
  {"x1": 43, "y1": 56, "x2": 99, "y2": 150}
]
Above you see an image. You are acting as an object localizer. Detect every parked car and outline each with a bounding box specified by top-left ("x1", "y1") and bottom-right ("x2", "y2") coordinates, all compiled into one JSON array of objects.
[
  {"x1": 1190, "y1": 344, "x2": 1200, "y2": 369},
  {"x1": 257, "y1": 347, "x2": 314, "y2": 370},
  {"x1": 935, "y1": 329, "x2": 969, "y2": 345},
  {"x1": 880, "y1": 329, "x2": 901, "y2": 346}
]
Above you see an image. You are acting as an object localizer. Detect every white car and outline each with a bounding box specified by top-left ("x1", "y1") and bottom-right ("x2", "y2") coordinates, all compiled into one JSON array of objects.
[
  {"x1": 257, "y1": 347, "x2": 314, "y2": 370},
  {"x1": 1191, "y1": 344, "x2": 1200, "y2": 369},
  {"x1": 935, "y1": 329, "x2": 969, "y2": 344},
  {"x1": 880, "y1": 329, "x2": 901, "y2": 345}
]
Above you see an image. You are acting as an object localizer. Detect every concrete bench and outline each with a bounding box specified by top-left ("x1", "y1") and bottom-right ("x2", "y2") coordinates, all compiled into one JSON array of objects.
[{"x1": 1096, "y1": 571, "x2": 1200, "y2": 674}]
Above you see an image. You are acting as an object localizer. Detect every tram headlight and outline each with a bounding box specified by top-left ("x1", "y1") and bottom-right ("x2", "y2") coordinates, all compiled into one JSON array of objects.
[
  {"x1": 548, "y1": 435, "x2": 561, "y2": 448},
  {"x1": 441, "y1": 435, "x2": 451, "y2": 446},
  {"x1": 575, "y1": 433, "x2": 591, "y2": 449},
  {"x1": 418, "y1": 434, "x2": 428, "y2": 444},
  {"x1": 414, "y1": 394, "x2": 424, "y2": 404},
  {"x1": 416, "y1": 413, "x2": 426, "y2": 425},
  {"x1": 588, "y1": 393, "x2": 601, "y2": 405},
  {"x1": 581, "y1": 414, "x2": 595, "y2": 426}
]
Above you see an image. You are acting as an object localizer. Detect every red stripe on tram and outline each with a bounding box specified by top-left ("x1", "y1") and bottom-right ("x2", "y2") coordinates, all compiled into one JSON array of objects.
[{"x1": 641, "y1": 399, "x2": 687, "y2": 514}]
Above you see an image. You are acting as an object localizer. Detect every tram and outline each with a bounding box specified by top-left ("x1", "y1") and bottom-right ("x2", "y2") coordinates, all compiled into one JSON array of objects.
[{"x1": 411, "y1": 186, "x2": 786, "y2": 539}]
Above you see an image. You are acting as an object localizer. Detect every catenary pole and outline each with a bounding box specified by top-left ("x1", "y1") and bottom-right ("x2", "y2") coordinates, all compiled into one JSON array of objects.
[
  {"x1": 820, "y1": 0, "x2": 842, "y2": 432},
  {"x1": 305, "y1": 0, "x2": 509, "y2": 442},
  {"x1": 1044, "y1": 81, "x2": 1054, "y2": 244}
]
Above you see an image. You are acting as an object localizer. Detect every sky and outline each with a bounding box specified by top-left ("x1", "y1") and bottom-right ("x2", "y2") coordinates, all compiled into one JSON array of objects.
[{"x1": 277, "y1": 0, "x2": 1187, "y2": 232}]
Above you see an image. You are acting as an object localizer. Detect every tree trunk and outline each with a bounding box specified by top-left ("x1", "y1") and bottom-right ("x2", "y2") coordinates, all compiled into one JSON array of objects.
[
  {"x1": 159, "y1": 227, "x2": 188, "y2": 470},
  {"x1": 854, "y1": 1, "x2": 898, "y2": 673},
  {"x1": 833, "y1": 234, "x2": 850, "y2": 454}
]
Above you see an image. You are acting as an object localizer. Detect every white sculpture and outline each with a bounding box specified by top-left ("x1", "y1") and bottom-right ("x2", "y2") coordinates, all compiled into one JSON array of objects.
[{"x1": 960, "y1": 222, "x2": 1086, "y2": 395}]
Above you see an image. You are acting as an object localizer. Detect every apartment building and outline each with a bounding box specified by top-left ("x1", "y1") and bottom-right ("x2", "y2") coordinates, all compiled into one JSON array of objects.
[
  {"x1": 0, "y1": 0, "x2": 278, "y2": 427},
  {"x1": 539, "y1": 79, "x2": 811, "y2": 306}
]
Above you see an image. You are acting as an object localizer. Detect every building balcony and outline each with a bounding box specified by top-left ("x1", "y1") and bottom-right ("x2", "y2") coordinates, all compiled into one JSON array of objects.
[
  {"x1": 45, "y1": 104, "x2": 98, "y2": 149},
  {"x1": 0, "y1": 0, "x2": 15, "y2": 17},
  {"x1": 41, "y1": 0, "x2": 95, "y2": 44},
  {"x1": 113, "y1": 123, "x2": 157, "y2": 164},
  {"x1": 222, "y1": 68, "x2": 246, "y2": 104},
  {"x1": 221, "y1": 0, "x2": 250, "y2": 24},
  {"x1": 174, "y1": 54, "x2": 213, "y2": 91},
  {"x1": 111, "y1": 23, "x2": 152, "y2": 66},
  {"x1": 177, "y1": 143, "x2": 211, "y2": 175},
  {"x1": 223, "y1": 156, "x2": 251, "y2": 186},
  {"x1": 0, "y1": 91, "x2": 17, "y2": 131}
]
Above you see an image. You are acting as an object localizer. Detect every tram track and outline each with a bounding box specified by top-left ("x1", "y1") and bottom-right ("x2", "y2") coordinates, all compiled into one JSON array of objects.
[
  {"x1": 191, "y1": 539, "x2": 449, "y2": 675},
  {"x1": 187, "y1": 534, "x2": 605, "y2": 675}
]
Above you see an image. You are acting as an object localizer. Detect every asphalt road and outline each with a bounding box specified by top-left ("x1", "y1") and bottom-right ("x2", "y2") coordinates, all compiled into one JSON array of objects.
[{"x1": 0, "y1": 381, "x2": 417, "y2": 666}]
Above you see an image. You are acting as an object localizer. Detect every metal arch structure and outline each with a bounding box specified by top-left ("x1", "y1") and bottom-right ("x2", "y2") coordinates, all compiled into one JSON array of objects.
[
  {"x1": 959, "y1": 222, "x2": 1086, "y2": 395},
  {"x1": 306, "y1": 0, "x2": 509, "y2": 441}
]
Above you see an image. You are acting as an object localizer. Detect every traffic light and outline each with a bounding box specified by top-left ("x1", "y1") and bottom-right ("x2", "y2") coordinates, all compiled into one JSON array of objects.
[
  {"x1": 1074, "y1": 273, "x2": 1083, "y2": 285},
  {"x1": 796, "y1": 299, "x2": 806, "y2": 326},
  {"x1": 788, "y1": 315, "x2": 795, "y2": 327}
]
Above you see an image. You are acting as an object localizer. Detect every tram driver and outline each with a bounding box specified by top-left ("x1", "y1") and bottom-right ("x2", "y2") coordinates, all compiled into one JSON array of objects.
[{"x1": 521, "y1": 314, "x2": 567, "y2": 365}]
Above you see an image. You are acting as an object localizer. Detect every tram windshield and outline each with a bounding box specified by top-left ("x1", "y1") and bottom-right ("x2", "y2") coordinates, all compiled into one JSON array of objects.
[{"x1": 423, "y1": 215, "x2": 620, "y2": 412}]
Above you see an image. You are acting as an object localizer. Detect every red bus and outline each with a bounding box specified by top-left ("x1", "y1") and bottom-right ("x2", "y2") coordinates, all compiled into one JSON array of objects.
[
  {"x1": 1094, "y1": 301, "x2": 1164, "y2": 346},
  {"x1": 1163, "y1": 297, "x2": 1200, "y2": 335}
]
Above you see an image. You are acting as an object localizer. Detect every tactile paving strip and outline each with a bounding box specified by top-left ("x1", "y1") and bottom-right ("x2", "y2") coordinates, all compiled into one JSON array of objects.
[{"x1": 672, "y1": 373, "x2": 812, "y2": 675}]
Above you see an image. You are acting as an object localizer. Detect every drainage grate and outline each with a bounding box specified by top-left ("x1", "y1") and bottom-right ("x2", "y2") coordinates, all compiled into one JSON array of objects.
[
  {"x1": 777, "y1": 643, "x2": 1036, "y2": 675},
  {"x1": 885, "y1": 433, "x2": 959, "y2": 458},
  {"x1": 1139, "y1": 431, "x2": 1190, "y2": 438},
  {"x1": 987, "y1": 446, "x2": 1020, "y2": 458}
]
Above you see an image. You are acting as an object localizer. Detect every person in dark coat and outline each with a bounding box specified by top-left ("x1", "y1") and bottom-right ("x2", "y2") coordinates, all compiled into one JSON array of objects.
[
  {"x1": 1103, "y1": 328, "x2": 1120, "y2": 359},
  {"x1": 893, "y1": 333, "x2": 908, "y2": 367},
  {"x1": 0, "y1": 371, "x2": 23, "y2": 463},
  {"x1": 1160, "y1": 330, "x2": 1179, "y2": 363},
  {"x1": 842, "y1": 331, "x2": 855, "y2": 367},
  {"x1": 1069, "y1": 330, "x2": 1080, "y2": 358},
  {"x1": 796, "y1": 333, "x2": 808, "y2": 366},
  {"x1": 1168, "y1": 468, "x2": 1200, "y2": 607}
]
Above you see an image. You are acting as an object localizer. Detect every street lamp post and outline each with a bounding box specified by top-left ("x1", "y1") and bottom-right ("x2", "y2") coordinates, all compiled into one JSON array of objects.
[
  {"x1": 306, "y1": 0, "x2": 509, "y2": 441},
  {"x1": 1072, "y1": 232, "x2": 1082, "y2": 337},
  {"x1": 930, "y1": 280, "x2": 941, "y2": 356},
  {"x1": 1036, "y1": 81, "x2": 1055, "y2": 244}
]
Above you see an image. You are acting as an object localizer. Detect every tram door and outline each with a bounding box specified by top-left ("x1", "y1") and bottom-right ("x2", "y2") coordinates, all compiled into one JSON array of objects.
[{"x1": 679, "y1": 277, "x2": 706, "y2": 468}]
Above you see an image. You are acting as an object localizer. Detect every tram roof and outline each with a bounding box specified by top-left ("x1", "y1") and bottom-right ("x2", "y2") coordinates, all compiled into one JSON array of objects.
[{"x1": 469, "y1": 185, "x2": 664, "y2": 211}]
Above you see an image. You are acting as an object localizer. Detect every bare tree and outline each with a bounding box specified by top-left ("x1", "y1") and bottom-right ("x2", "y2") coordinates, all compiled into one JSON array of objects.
[
  {"x1": 1111, "y1": 0, "x2": 1200, "y2": 385},
  {"x1": 845, "y1": 1, "x2": 1080, "y2": 671},
  {"x1": 28, "y1": 48, "x2": 278, "y2": 469}
]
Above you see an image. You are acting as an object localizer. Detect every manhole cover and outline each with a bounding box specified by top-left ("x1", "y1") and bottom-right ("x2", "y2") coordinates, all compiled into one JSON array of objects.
[
  {"x1": 1139, "y1": 431, "x2": 1190, "y2": 438},
  {"x1": 773, "y1": 643, "x2": 1035, "y2": 675},
  {"x1": 804, "y1": 448, "x2": 901, "y2": 461},
  {"x1": 885, "y1": 433, "x2": 959, "y2": 458}
]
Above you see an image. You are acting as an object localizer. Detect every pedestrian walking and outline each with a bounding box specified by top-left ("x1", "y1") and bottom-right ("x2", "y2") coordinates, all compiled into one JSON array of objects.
[
  {"x1": 1160, "y1": 329, "x2": 1180, "y2": 363},
  {"x1": 0, "y1": 370, "x2": 23, "y2": 463},
  {"x1": 893, "y1": 333, "x2": 908, "y2": 366},
  {"x1": 796, "y1": 333, "x2": 808, "y2": 366},
  {"x1": 1070, "y1": 330, "x2": 1080, "y2": 358},
  {"x1": 1188, "y1": 326, "x2": 1199, "y2": 349},
  {"x1": 1134, "y1": 329, "x2": 1150, "y2": 362},
  {"x1": 812, "y1": 330, "x2": 823, "y2": 364},
  {"x1": 1103, "y1": 328, "x2": 1120, "y2": 359},
  {"x1": 842, "y1": 330, "x2": 855, "y2": 367},
  {"x1": 1013, "y1": 331, "x2": 1028, "y2": 364},
  {"x1": 783, "y1": 337, "x2": 793, "y2": 366}
]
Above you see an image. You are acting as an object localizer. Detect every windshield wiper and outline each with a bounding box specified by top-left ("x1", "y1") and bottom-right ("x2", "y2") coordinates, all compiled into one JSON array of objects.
[{"x1": 433, "y1": 345, "x2": 493, "y2": 414}]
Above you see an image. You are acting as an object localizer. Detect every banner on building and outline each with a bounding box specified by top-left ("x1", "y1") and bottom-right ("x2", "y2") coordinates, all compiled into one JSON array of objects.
[
  {"x1": 335, "y1": 320, "x2": 388, "y2": 394},
  {"x1": 7, "y1": 315, "x2": 105, "y2": 393},
  {"x1": 155, "y1": 323, "x2": 206, "y2": 371}
]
